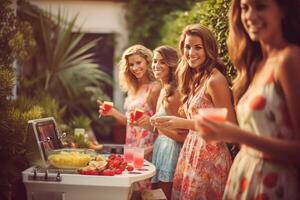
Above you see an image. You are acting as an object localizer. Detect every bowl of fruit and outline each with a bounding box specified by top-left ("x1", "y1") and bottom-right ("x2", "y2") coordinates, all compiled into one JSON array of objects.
[
  {"x1": 78, "y1": 154, "x2": 134, "y2": 176},
  {"x1": 47, "y1": 148, "x2": 97, "y2": 169}
]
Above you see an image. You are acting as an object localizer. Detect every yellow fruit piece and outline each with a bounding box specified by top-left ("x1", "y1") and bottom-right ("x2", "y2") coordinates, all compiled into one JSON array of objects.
[{"x1": 48, "y1": 151, "x2": 93, "y2": 169}]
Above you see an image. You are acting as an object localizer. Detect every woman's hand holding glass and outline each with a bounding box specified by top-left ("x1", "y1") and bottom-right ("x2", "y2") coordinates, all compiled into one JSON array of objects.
[
  {"x1": 194, "y1": 109, "x2": 239, "y2": 143},
  {"x1": 97, "y1": 99, "x2": 115, "y2": 117},
  {"x1": 132, "y1": 115, "x2": 153, "y2": 131},
  {"x1": 150, "y1": 115, "x2": 180, "y2": 130}
]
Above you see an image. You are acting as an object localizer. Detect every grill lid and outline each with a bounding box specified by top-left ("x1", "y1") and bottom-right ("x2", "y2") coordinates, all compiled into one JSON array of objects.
[{"x1": 27, "y1": 117, "x2": 63, "y2": 167}]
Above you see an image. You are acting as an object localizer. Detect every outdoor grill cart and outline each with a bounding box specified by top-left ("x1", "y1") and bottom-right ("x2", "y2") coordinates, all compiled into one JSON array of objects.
[{"x1": 22, "y1": 117, "x2": 156, "y2": 200}]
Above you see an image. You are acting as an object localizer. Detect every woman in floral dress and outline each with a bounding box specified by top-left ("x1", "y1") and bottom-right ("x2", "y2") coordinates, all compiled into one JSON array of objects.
[
  {"x1": 195, "y1": 0, "x2": 300, "y2": 199},
  {"x1": 152, "y1": 24, "x2": 236, "y2": 200},
  {"x1": 98, "y1": 44, "x2": 160, "y2": 191}
]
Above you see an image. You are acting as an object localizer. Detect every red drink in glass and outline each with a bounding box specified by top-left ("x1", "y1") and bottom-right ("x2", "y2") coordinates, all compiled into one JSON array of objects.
[
  {"x1": 196, "y1": 108, "x2": 228, "y2": 132},
  {"x1": 133, "y1": 147, "x2": 144, "y2": 169},
  {"x1": 123, "y1": 145, "x2": 134, "y2": 163},
  {"x1": 198, "y1": 108, "x2": 227, "y2": 122},
  {"x1": 124, "y1": 151, "x2": 134, "y2": 163},
  {"x1": 133, "y1": 156, "x2": 144, "y2": 169}
]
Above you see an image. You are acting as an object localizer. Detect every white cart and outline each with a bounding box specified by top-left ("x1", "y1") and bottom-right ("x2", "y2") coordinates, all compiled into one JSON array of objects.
[{"x1": 22, "y1": 160, "x2": 155, "y2": 200}]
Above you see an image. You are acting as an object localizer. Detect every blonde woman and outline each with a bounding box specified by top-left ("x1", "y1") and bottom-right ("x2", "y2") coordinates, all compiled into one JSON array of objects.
[
  {"x1": 98, "y1": 44, "x2": 160, "y2": 158},
  {"x1": 98, "y1": 44, "x2": 160, "y2": 191}
]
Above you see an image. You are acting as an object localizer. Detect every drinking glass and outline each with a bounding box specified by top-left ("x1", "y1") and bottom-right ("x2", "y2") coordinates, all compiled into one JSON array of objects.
[
  {"x1": 123, "y1": 145, "x2": 134, "y2": 163},
  {"x1": 195, "y1": 107, "x2": 228, "y2": 133},
  {"x1": 133, "y1": 147, "x2": 144, "y2": 169}
]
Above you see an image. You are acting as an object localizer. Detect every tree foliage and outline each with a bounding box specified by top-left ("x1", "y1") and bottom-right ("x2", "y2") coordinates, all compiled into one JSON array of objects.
[
  {"x1": 18, "y1": 1, "x2": 113, "y2": 127},
  {"x1": 0, "y1": 1, "x2": 39, "y2": 199},
  {"x1": 126, "y1": 0, "x2": 236, "y2": 81},
  {"x1": 125, "y1": 0, "x2": 196, "y2": 49}
]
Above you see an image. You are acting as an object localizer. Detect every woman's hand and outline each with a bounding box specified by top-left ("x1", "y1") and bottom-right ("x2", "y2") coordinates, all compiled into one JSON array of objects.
[
  {"x1": 151, "y1": 116, "x2": 181, "y2": 130},
  {"x1": 96, "y1": 99, "x2": 115, "y2": 117},
  {"x1": 144, "y1": 145, "x2": 153, "y2": 156},
  {"x1": 194, "y1": 115, "x2": 240, "y2": 143},
  {"x1": 131, "y1": 115, "x2": 153, "y2": 131}
]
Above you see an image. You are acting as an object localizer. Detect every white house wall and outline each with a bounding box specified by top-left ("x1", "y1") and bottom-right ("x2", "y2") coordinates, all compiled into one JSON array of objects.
[{"x1": 29, "y1": 0, "x2": 128, "y2": 110}]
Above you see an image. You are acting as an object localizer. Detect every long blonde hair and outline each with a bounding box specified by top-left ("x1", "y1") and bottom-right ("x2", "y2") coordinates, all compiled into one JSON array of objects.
[
  {"x1": 177, "y1": 24, "x2": 226, "y2": 105},
  {"x1": 119, "y1": 44, "x2": 154, "y2": 93}
]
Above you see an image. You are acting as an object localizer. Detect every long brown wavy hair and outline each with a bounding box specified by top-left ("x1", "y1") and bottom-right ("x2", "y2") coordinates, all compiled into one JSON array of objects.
[
  {"x1": 177, "y1": 24, "x2": 226, "y2": 105},
  {"x1": 153, "y1": 45, "x2": 179, "y2": 105},
  {"x1": 119, "y1": 44, "x2": 155, "y2": 93},
  {"x1": 228, "y1": 0, "x2": 300, "y2": 105}
]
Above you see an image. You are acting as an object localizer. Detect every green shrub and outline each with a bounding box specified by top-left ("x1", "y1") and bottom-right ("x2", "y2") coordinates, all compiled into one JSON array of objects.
[
  {"x1": 125, "y1": 0, "x2": 196, "y2": 49},
  {"x1": 18, "y1": 1, "x2": 113, "y2": 139},
  {"x1": 0, "y1": 1, "x2": 36, "y2": 199},
  {"x1": 0, "y1": 98, "x2": 43, "y2": 200}
]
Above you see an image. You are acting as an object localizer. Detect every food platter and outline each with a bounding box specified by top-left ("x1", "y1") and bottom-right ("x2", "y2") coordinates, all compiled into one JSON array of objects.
[{"x1": 47, "y1": 148, "x2": 97, "y2": 169}]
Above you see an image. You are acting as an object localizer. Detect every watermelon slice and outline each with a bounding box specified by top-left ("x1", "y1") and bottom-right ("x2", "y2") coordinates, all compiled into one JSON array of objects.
[
  {"x1": 129, "y1": 108, "x2": 144, "y2": 122},
  {"x1": 129, "y1": 111, "x2": 135, "y2": 122},
  {"x1": 134, "y1": 108, "x2": 144, "y2": 121},
  {"x1": 102, "y1": 101, "x2": 114, "y2": 114}
]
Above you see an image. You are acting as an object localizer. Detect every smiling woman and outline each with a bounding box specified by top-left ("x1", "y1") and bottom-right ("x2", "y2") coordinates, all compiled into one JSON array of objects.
[
  {"x1": 97, "y1": 44, "x2": 161, "y2": 192},
  {"x1": 151, "y1": 24, "x2": 237, "y2": 200},
  {"x1": 193, "y1": 0, "x2": 300, "y2": 199},
  {"x1": 150, "y1": 45, "x2": 186, "y2": 200}
]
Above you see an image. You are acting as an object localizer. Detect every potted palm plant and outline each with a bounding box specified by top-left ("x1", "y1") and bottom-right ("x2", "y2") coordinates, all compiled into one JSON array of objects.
[{"x1": 18, "y1": 1, "x2": 114, "y2": 142}]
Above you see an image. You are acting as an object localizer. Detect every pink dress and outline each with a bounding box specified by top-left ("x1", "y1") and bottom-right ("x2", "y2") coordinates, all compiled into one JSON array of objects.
[
  {"x1": 223, "y1": 73, "x2": 300, "y2": 200},
  {"x1": 124, "y1": 83, "x2": 157, "y2": 192},
  {"x1": 124, "y1": 83, "x2": 157, "y2": 152},
  {"x1": 172, "y1": 79, "x2": 232, "y2": 200}
]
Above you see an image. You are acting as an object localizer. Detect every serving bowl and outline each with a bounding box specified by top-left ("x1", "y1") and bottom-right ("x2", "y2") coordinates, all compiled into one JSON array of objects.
[{"x1": 47, "y1": 148, "x2": 97, "y2": 169}]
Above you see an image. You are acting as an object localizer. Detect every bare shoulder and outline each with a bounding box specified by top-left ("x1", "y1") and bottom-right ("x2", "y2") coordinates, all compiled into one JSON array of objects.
[
  {"x1": 276, "y1": 45, "x2": 300, "y2": 78},
  {"x1": 147, "y1": 81, "x2": 161, "y2": 110},
  {"x1": 150, "y1": 81, "x2": 162, "y2": 93},
  {"x1": 168, "y1": 90, "x2": 181, "y2": 104},
  {"x1": 207, "y1": 69, "x2": 229, "y2": 92}
]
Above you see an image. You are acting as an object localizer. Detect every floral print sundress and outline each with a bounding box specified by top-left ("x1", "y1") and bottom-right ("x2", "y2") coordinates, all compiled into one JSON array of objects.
[
  {"x1": 223, "y1": 72, "x2": 300, "y2": 200},
  {"x1": 124, "y1": 83, "x2": 157, "y2": 192},
  {"x1": 124, "y1": 83, "x2": 157, "y2": 154},
  {"x1": 172, "y1": 78, "x2": 232, "y2": 200}
]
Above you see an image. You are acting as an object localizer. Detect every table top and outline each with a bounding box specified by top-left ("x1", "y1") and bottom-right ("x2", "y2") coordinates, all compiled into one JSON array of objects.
[{"x1": 22, "y1": 160, "x2": 156, "y2": 187}]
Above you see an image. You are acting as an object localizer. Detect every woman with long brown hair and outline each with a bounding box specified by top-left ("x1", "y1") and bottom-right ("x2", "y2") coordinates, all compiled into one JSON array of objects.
[
  {"x1": 152, "y1": 24, "x2": 236, "y2": 199},
  {"x1": 150, "y1": 45, "x2": 187, "y2": 199},
  {"x1": 195, "y1": 0, "x2": 300, "y2": 199}
]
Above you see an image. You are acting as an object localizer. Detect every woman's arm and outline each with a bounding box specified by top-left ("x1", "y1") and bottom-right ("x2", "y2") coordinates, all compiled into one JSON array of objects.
[
  {"x1": 133, "y1": 115, "x2": 153, "y2": 131},
  {"x1": 279, "y1": 47, "x2": 300, "y2": 140},
  {"x1": 157, "y1": 127, "x2": 187, "y2": 143},
  {"x1": 207, "y1": 70, "x2": 237, "y2": 124},
  {"x1": 157, "y1": 90, "x2": 188, "y2": 142},
  {"x1": 147, "y1": 81, "x2": 162, "y2": 113},
  {"x1": 196, "y1": 119, "x2": 300, "y2": 165},
  {"x1": 151, "y1": 89, "x2": 195, "y2": 131},
  {"x1": 152, "y1": 115, "x2": 195, "y2": 130},
  {"x1": 132, "y1": 82, "x2": 161, "y2": 130}
]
